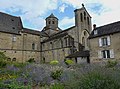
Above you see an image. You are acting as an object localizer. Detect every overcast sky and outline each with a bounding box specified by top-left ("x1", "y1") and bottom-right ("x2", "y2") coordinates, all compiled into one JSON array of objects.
[{"x1": 0, "y1": 0, "x2": 120, "y2": 31}]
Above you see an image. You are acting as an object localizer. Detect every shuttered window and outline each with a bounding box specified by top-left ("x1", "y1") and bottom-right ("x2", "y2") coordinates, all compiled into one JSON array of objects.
[
  {"x1": 99, "y1": 36, "x2": 111, "y2": 47},
  {"x1": 98, "y1": 49, "x2": 114, "y2": 59},
  {"x1": 110, "y1": 49, "x2": 114, "y2": 58},
  {"x1": 99, "y1": 38, "x2": 102, "y2": 47},
  {"x1": 98, "y1": 51, "x2": 102, "y2": 58}
]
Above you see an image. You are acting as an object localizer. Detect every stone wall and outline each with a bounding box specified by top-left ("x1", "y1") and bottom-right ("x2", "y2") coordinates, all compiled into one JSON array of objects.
[
  {"x1": 0, "y1": 32, "x2": 40, "y2": 62},
  {"x1": 90, "y1": 33, "x2": 120, "y2": 62}
]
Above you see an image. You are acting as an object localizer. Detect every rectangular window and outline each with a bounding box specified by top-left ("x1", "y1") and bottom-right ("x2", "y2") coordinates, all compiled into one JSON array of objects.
[
  {"x1": 102, "y1": 50, "x2": 110, "y2": 58},
  {"x1": 98, "y1": 49, "x2": 114, "y2": 59},
  {"x1": 32, "y1": 43, "x2": 35, "y2": 50},
  {"x1": 99, "y1": 36, "x2": 110, "y2": 47},
  {"x1": 102, "y1": 38, "x2": 108, "y2": 46}
]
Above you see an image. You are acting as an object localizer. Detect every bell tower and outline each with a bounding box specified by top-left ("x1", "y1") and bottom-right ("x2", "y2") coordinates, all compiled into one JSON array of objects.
[
  {"x1": 74, "y1": 4, "x2": 92, "y2": 34},
  {"x1": 45, "y1": 13, "x2": 58, "y2": 30},
  {"x1": 74, "y1": 4, "x2": 92, "y2": 50}
]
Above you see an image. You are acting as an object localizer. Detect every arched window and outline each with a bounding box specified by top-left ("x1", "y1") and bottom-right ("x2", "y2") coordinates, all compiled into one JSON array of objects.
[
  {"x1": 52, "y1": 21, "x2": 55, "y2": 24},
  {"x1": 32, "y1": 43, "x2": 35, "y2": 50},
  {"x1": 82, "y1": 37, "x2": 85, "y2": 46},
  {"x1": 80, "y1": 13, "x2": 83, "y2": 22},
  {"x1": 12, "y1": 58, "x2": 16, "y2": 61},
  {"x1": 84, "y1": 12, "x2": 86, "y2": 20},
  {"x1": 7, "y1": 58, "x2": 11, "y2": 61},
  {"x1": 48, "y1": 21, "x2": 51, "y2": 24},
  {"x1": 87, "y1": 17, "x2": 89, "y2": 25},
  {"x1": 84, "y1": 31, "x2": 86, "y2": 36}
]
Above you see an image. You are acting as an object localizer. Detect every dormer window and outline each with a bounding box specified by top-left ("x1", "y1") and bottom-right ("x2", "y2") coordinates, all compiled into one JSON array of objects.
[{"x1": 94, "y1": 30, "x2": 97, "y2": 35}]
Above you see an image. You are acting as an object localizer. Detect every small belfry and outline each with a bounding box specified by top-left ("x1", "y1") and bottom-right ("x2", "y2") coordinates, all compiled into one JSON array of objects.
[
  {"x1": 42, "y1": 13, "x2": 61, "y2": 36},
  {"x1": 46, "y1": 13, "x2": 58, "y2": 30}
]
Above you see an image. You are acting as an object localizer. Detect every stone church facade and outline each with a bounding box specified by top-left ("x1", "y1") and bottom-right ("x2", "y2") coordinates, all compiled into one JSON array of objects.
[
  {"x1": 40, "y1": 4, "x2": 92, "y2": 63},
  {"x1": 0, "y1": 4, "x2": 91, "y2": 63},
  {"x1": 0, "y1": 4, "x2": 119, "y2": 63}
]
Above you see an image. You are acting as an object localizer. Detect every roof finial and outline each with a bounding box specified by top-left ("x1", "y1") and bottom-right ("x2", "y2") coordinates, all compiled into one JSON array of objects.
[{"x1": 82, "y1": 3, "x2": 84, "y2": 7}]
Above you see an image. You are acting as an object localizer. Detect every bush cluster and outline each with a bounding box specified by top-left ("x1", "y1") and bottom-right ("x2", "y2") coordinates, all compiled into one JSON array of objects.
[
  {"x1": 50, "y1": 60, "x2": 59, "y2": 65},
  {"x1": 27, "y1": 58, "x2": 35, "y2": 63},
  {"x1": 51, "y1": 69, "x2": 63, "y2": 80},
  {"x1": 106, "y1": 60, "x2": 117, "y2": 68},
  {"x1": 0, "y1": 52, "x2": 7, "y2": 68},
  {"x1": 65, "y1": 59, "x2": 74, "y2": 65}
]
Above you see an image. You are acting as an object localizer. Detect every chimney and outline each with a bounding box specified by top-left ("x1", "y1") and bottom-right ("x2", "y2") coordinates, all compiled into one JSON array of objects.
[{"x1": 93, "y1": 24, "x2": 96, "y2": 29}]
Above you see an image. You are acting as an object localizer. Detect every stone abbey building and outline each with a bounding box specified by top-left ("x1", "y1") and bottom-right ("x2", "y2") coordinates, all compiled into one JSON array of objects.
[{"x1": 0, "y1": 4, "x2": 120, "y2": 63}]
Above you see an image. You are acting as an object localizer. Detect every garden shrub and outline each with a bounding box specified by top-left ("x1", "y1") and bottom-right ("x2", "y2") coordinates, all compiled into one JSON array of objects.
[
  {"x1": 0, "y1": 79, "x2": 32, "y2": 89},
  {"x1": 13, "y1": 62, "x2": 27, "y2": 68},
  {"x1": 50, "y1": 60, "x2": 59, "y2": 65},
  {"x1": 51, "y1": 69, "x2": 63, "y2": 80},
  {"x1": 0, "y1": 52, "x2": 7, "y2": 68},
  {"x1": 0, "y1": 61, "x2": 7, "y2": 68},
  {"x1": 65, "y1": 59, "x2": 74, "y2": 65},
  {"x1": 50, "y1": 83, "x2": 64, "y2": 89},
  {"x1": 78, "y1": 71, "x2": 120, "y2": 89},
  {"x1": 27, "y1": 58, "x2": 35, "y2": 63},
  {"x1": 0, "y1": 52, "x2": 7, "y2": 61},
  {"x1": 106, "y1": 60, "x2": 117, "y2": 68}
]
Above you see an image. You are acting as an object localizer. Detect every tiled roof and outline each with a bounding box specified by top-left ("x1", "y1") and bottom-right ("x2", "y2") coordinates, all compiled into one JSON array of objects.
[
  {"x1": 89, "y1": 21, "x2": 120, "y2": 38},
  {"x1": 41, "y1": 32, "x2": 68, "y2": 43},
  {"x1": 22, "y1": 28, "x2": 41, "y2": 36},
  {"x1": 41, "y1": 26, "x2": 76, "y2": 43},
  {"x1": 66, "y1": 50, "x2": 90, "y2": 58},
  {"x1": 46, "y1": 13, "x2": 58, "y2": 20}
]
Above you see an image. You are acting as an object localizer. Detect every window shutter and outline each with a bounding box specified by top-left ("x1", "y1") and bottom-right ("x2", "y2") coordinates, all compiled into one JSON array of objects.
[
  {"x1": 99, "y1": 38, "x2": 102, "y2": 47},
  {"x1": 110, "y1": 49, "x2": 114, "y2": 58},
  {"x1": 107, "y1": 36, "x2": 110, "y2": 45},
  {"x1": 98, "y1": 51, "x2": 102, "y2": 58}
]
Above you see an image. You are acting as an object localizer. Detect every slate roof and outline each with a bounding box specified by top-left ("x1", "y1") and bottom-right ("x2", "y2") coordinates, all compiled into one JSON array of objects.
[
  {"x1": 41, "y1": 25, "x2": 76, "y2": 43},
  {"x1": 0, "y1": 12, "x2": 41, "y2": 36},
  {"x1": 89, "y1": 21, "x2": 120, "y2": 39},
  {"x1": 46, "y1": 13, "x2": 58, "y2": 20},
  {"x1": 41, "y1": 32, "x2": 68, "y2": 43},
  {"x1": 0, "y1": 26, "x2": 21, "y2": 35},
  {"x1": 22, "y1": 28, "x2": 41, "y2": 36},
  {"x1": 66, "y1": 50, "x2": 90, "y2": 58},
  {"x1": 0, "y1": 12, "x2": 23, "y2": 35}
]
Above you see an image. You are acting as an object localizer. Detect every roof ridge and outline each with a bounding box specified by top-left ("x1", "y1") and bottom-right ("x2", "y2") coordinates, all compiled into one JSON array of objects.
[
  {"x1": 95, "y1": 21, "x2": 120, "y2": 29},
  {"x1": 0, "y1": 11, "x2": 19, "y2": 18}
]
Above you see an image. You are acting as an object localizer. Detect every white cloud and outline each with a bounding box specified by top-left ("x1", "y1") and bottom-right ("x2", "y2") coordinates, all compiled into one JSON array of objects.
[
  {"x1": 0, "y1": 0, "x2": 58, "y2": 30},
  {"x1": 89, "y1": 0, "x2": 120, "y2": 27},
  {"x1": 61, "y1": 0, "x2": 82, "y2": 8},
  {"x1": 59, "y1": 17, "x2": 75, "y2": 29},
  {"x1": 0, "y1": 0, "x2": 120, "y2": 30},
  {"x1": 59, "y1": 4, "x2": 68, "y2": 13}
]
